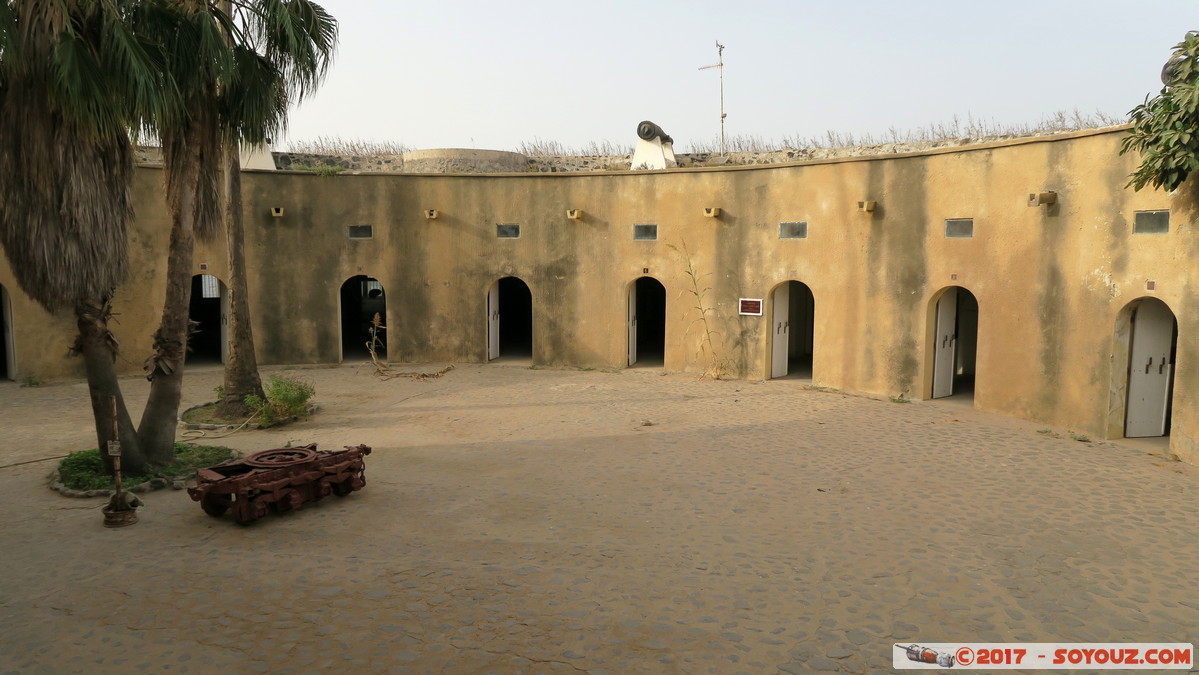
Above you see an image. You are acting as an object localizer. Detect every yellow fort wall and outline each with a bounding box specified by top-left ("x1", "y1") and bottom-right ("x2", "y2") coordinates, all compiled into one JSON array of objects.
[{"x1": 1, "y1": 127, "x2": 1195, "y2": 462}]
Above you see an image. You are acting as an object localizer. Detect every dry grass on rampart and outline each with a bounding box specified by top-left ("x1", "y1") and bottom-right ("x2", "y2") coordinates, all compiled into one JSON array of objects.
[
  {"x1": 283, "y1": 136, "x2": 412, "y2": 156},
  {"x1": 688, "y1": 109, "x2": 1125, "y2": 154},
  {"x1": 277, "y1": 109, "x2": 1125, "y2": 159}
]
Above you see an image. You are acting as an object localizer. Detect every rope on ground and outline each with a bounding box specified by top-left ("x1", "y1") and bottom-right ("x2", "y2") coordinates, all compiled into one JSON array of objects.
[
  {"x1": 178, "y1": 411, "x2": 261, "y2": 440},
  {"x1": 4, "y1": 407, "x2": 260, "y2": 469},
  {"x1": 0, "y1": 454, "x2": 70, "y2": 470},
  {"x1": 363, "y1": 314, "x2": 457, "y2": 381},
  {"x1": 372, "y1": 363, "x2": 456, "y2": 381}
]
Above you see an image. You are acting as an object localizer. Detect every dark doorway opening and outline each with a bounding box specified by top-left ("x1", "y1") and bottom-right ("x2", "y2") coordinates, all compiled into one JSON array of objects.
[
  {"x1": 496, "y1": 276, "x2": 532, "y2": 360},
  {"x1": 0, "y1": 283, "x2": 10, "y2": 380},
  {"x1": 632, "y1": 277, "x2": 666, "y2": 366},
  {"x1": 340, "y1": 275, "x2": 385, "y2": 361},
  {"x1": 188, "y1": 274, "x2": 225, "y2": 364}
]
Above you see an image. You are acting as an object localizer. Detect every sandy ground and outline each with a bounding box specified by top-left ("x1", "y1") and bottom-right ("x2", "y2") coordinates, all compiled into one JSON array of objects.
[{"x1": 1, "y1": 362, "x2": 1197, "y2": 674}]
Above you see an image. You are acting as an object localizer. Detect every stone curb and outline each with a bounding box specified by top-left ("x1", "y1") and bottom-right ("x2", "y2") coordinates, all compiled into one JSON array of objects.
[
  {"x1": 48, "y1": 399, "x2": 319, "y2": 499},
  {"x1": 48, "y1": 469, "x2": 191, "y2": 499},
  {"x1": 47, "y1": 448, "x2": 250, "y2": 499},
  {"x1": 178, "y1": 402, "x2": 319, "y2": 430}
]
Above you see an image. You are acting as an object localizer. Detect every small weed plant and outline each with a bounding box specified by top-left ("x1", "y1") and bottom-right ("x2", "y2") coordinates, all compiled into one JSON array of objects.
[
  {"x1": 244, "y1": 374, "x2": 315, "y2": 427},
  {"x1": 668, "y1": 239, "x2": 732, "y2": 379},
  {"x1": 57, "y1": 443, "x2": 235, "y2": 490}
]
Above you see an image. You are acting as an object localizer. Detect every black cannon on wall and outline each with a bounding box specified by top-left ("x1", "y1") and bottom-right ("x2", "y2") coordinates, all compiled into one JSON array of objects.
[{"x1": 637, "y1": 120, "x2": 673, "y2": 145}]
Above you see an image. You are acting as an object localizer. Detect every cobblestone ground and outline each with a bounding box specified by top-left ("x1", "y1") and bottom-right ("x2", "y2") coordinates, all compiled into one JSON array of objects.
[{"x1": 1, "y1": 363, "x2": 1197, "y2": 674}]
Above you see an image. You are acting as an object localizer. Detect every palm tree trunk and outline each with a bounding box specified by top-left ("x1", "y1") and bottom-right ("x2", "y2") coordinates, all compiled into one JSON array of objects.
[
  {"x1": 137, "y1": 142, "x2": 200, "y2": 466},
  {"x1": 75, "y1": 298, "x2": 146, "y2": 475},
  {"x1": 217, "y1": 146, "x2": 265, "y2": 417}
]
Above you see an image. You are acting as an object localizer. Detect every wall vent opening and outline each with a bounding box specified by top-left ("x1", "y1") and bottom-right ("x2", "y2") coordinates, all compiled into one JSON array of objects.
[
  {"x1": 633, "y1": 224, "x2": 658, "y2": 240},
  {"x1": 945, "y1": 218, "x2": 974, "y2": 238},
  {"x1": 1133, "y1": 210, "x2": 1169, "y2": 234},
  {"x1": 779, "y1": 221, "x2": 808, "y2": 239}
]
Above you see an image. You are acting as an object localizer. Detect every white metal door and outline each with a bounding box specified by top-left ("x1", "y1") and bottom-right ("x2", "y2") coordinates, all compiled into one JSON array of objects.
[
  {"x1": 627, "y1": 285, "x2": 637, "y2": 366},
  {"x1": 487, "y1": 285, "x2": 500, "y2": 360},
  {"x1": 932, "y1": 288, "x2": 958, "y2": 399},
  {"x1": 1126, "y1": 301, "x2": 1174, "y2": 437},
  {"x1": 771, "y1": 283, "x2": 790, "y2": 379}
]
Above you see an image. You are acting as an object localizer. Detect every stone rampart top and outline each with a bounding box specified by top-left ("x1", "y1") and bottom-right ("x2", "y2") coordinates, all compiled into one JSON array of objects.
[
  {"x1": 401, "y1": 148, "x2": 527, "y2": 174},
  {"x1": 134, "y1": 125, "x2": 1131, "y2": 175}
]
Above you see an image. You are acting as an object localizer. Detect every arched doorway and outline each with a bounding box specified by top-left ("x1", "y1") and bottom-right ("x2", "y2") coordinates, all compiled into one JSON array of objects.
[
  {"x1": 340, "y1": 275, "x2": 386, "y2": 361},
  {"x1": 188, "y1": 274, "x2": 227, "y2": 364},
  {"x1": 769, "y1": 281, "x2": 815, "y2": 379},
  {"x1": 628, "y1": 277, "x2": 666, "y2": 367},
  {"x1": 0, "y1": 283, "x2": 12, "y2": 380},
  {"x1": 1119, "y1": 298, "x2": 1178, "y2": 438},
  {"x1": 929, "y1": 286, "x2": 978, "y2": 400},
  {"x1": 487, "y1": 277, "x2": 533, "y2": 362}
]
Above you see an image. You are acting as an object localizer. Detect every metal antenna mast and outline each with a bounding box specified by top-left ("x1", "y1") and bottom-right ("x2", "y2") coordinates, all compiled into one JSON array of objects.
[{"x1": 698, "y1": 41, "x2": 726, "y2": 156}]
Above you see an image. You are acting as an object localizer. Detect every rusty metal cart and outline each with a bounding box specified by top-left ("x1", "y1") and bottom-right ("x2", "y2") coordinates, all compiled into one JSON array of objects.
[{"x1": 187, "y1": 443, "x2": 371, "y2": 525}]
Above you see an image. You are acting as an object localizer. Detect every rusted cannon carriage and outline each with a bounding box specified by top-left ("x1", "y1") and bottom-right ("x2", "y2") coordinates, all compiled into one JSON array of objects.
[{"x1": 188, "y1": 443, "x2": 371, "y2": 525}]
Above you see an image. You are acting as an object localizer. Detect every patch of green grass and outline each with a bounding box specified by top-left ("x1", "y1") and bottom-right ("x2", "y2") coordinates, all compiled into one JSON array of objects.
[
  {"x1": 1037, "y1": 428, "x2": 1052, "y2": 435},
  {"x1": 244, "y1": 374, "x2": 315, "y2": 427},
  {"x1": 293, "y1": 163, "x2": 344, "y2": 176},
  {"x1": 889, "y1": 396, "x2": 911, "y2": 404},
  {"x1": 20, "y1": 375, "x2": 44, "y2": 388},
  {"x1": 1071, "y1": 433, "x2": 1092, "y2": 443},
  {"x1": 57, "y1": 443, "x2": 236, "y2": 491}
]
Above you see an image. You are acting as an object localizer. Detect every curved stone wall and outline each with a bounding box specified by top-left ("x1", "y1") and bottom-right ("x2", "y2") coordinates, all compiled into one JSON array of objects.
[{"x1": 4, "y1": 127, "x2": 1197, "y2": 465}]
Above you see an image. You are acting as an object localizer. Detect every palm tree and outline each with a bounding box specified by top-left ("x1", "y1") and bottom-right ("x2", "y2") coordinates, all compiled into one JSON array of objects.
[
  {"x1": 216, "y1": 0, "x2": 338, "y2": 418},
  {"x1": 0, "y1": 0, "x2": 336, "y2": 470},
  {"x1": 134, "y1": 0, "x2": 337, "y2": 462},
  {"x1": 213, "y1": 0, "x2": 275, "y2": 419},
  {"x1": 217, "y1": 140, "x2": 267, "y2": 418},
  {"x1": 0, "y1": 1, "x2": 162, "y2": 474}
]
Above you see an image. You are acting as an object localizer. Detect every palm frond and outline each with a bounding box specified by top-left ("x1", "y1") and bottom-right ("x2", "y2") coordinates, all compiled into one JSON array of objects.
[
  {"x1": 0, "y1": 84, "x2": 133, "y2": 311},
  {"x1": 222, "y1": 44, "x2": 287, "y2": 144},
  {"x1": 236, "y1": 0, "x2": 336, "y2": 101},
  {"x1": 0, "y1": 0, "x2": 149, "y2": 311},
  {"x1": 0, "y1": 0, "x2": 341, "y2": 308}
]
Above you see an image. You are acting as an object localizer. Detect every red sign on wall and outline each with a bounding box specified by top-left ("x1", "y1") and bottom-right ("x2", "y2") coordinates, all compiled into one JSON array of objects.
[{"x1": 739, "y1": 298, "x2": 763, "y2": 316}]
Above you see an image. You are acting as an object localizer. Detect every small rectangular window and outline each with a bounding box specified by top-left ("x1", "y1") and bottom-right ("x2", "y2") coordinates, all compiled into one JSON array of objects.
[
  {"x1": 348, "y1": 224, "x2": 373, "y2": 239},
  {"x1": 633, "y1": 224, "x2": 658, "y2": 240},
  {"x1": 1133, "y1": 210, "x2": 1169, "y2": 234},
  {"x1": 779, "y1": 221, "x2": 808, "y2": 239},
  {"x1": 496, "y1": 223, "x2": 520, "y2": 238},
  {"x1": 945, "y1": 218, "x2": 973, "y2": 238}
]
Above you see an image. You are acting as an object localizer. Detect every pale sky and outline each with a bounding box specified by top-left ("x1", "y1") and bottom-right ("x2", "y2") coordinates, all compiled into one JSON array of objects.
[{"x1": 281, "y1": 0, "x2": 1195, "y2": 153}]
